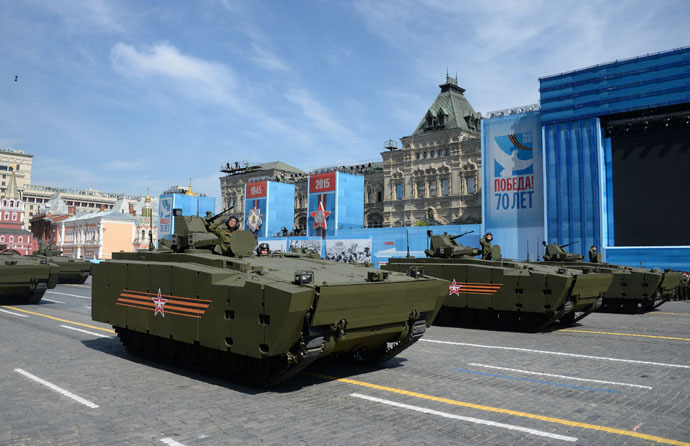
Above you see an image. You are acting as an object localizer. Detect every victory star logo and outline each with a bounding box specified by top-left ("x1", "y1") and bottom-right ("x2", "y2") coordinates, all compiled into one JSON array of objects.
[
  {"x1": 448, "y1": 279, "x2": 462, "y2": 296},
  {"x1": 152, "y1": 288, "x2": 167, "y2": 317},
  {"x1": 310, "y1": 201, "x2": 331, "y2": 230},
  {"x1": 246, "y1": 205, "x2": 263, "y2": 232}
]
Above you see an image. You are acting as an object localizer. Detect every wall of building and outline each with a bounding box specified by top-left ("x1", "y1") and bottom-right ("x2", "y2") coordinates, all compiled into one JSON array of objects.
[
  {"x1": 101, "y1": 220, "x2": 135, "y2": 259},
  {"x1": 538, "y1": 47, "x2": 690, "y2": 267}
]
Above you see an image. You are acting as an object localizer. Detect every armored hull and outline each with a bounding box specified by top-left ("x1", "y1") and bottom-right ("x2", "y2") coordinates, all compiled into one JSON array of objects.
[
  {"x1": 548, "y1": 264, "x2": 681, "y2": 313},
  {"x1": 31, "y1": 244, "x2": 91, "y2": 283},
  {"x1": 91, "y1": 215, "x2": 447, "y2": 386},
  {"x1": 539, "y1": 243, "x2": 683, "y2": 313},
  {"x1": 31, "y1": 255, "x2": 91, "y2": 283},
  {"x1": 383, "y1": 257, "x2": 611, "y2": 331},
  {"x1": 0, "y1": 252, "x2": 59, "y2": 304}
]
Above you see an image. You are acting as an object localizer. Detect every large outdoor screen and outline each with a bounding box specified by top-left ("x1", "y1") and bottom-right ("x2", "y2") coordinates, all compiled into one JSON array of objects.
[{"x1": 611, "y1": 128, "x2": 690, "y2": 246}]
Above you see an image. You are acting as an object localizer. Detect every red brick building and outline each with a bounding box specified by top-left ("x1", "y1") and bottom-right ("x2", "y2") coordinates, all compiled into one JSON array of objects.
[{"x1": 0, "y1": 169, "x2": 33, "y2": 254}]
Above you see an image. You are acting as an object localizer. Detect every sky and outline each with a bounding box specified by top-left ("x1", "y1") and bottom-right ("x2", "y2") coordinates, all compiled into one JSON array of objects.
[{"x1": 1, "y1": 0, "x2": 689, "y2": 209}]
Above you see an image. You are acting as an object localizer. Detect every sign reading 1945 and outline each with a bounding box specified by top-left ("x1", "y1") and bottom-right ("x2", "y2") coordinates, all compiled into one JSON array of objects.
[
  {"x1": 246, "y1": 181, "x2": 267, "y2": 199},
  {"x1": 309, "y1": 172, "x2": 336, "y2": 193}
]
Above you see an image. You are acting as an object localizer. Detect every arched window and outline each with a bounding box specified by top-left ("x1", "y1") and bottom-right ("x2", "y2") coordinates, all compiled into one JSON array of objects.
[
  {"x1": 141, "y1": 230, "x2": 145, "y2": 239},
  {"x1": 0, "y1": 236, "x2": 4, "y2": 242},
  {"x1": 9, "y1": 236, "x2": 14, "y2": 243},
  {"x1": 18, "y1": 236, "x2": 22, "y2": 243},
  {"x1": 11, "y1": 212, "x2": 16, "y2": 221}
]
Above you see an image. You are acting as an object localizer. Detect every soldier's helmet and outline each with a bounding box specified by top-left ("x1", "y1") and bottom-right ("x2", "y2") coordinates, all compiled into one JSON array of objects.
[{"x1": 257, "y1": 242, "x2": 270, "y2": 256}]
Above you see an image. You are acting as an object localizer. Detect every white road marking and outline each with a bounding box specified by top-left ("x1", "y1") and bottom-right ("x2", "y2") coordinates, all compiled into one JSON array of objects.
[
  {"x1": 46, "y1": 291, "x2": 90, "y2": 299},
  {"x1": 14, "y1": 368, "x2": 99, "y2": 409},
  {"x1": 85, "y1": 306, "x2": 91, "y2": 310},
  {"x1": 0, "y1": 308, "x2": 30, "y2": 317},
  {"x1": 420, "y1": 339, "x2": 690, "y2": 369},
  {"x1": 42, "y1": 298, "x2": 65, "y2": 304},
  {"x1": 350, "y1": 393, "x2": 577, "y2": 442},
  {"x1": 60, "y1": 324, "x2": 110, "y2": 338},
  {"x1": 160, "y1": 438, "x2": 187, "y2": 446},
  {"x1": 468, "y1": 363, "x2": 653, "y2": 390}
]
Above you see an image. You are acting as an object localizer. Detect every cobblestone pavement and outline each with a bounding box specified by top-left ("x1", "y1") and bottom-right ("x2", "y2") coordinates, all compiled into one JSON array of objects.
[{"x1": 1, "y1": 280, "x2": 689, "y2": 445}]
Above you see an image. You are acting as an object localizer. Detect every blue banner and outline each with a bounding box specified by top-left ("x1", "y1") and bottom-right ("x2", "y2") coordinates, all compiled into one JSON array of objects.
[{"x1": 482, "y1": 111, "x2": 545, "y2": 260}]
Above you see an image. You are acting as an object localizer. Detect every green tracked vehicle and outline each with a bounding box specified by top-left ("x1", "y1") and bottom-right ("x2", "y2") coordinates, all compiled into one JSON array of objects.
[
  {"x1": 91, "y1": 210, "x2": 447, "y2": 386},
  {"x1": 541, "y1": 243, "x2": 684, "y2": 313},
  {"x1": 381, "y1": 232, "x2": 612, "y2": 331},
  {"x1": 0, "y1": 247, "x2": 59, "y2": 304},
  {"x1": 31, "y1": 242, "x2": 91, "y2": 284}
]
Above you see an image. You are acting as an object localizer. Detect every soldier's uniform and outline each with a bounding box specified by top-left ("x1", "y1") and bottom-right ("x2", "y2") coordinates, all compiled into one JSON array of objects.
[
  {"x1": 479, "y1": 233, "x2": 493, "y2": 260},
  {"x1": 588, "y1": 246, "x2": 599, "y2": 263},
  {"x1": 209, "y1": 219, "x2": 234, "y2": 255}
]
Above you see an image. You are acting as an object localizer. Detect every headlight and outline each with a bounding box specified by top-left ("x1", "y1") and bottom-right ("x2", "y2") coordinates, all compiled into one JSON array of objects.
[{"x1": 294, "y1": 271, "x2": 313, "y2": 285}]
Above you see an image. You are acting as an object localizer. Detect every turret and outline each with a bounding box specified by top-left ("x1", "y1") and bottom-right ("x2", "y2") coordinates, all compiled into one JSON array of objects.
[
  {"x1": 36, "y1": 241, "x2": 61, "y2": 257},
  {"x1": 542, "y1": 241, "x2": 583, "y2": 262},
  {"x1": 158, "y1": 209, "x2": 255, "y2": 256},
  {"x1": 425, "y1": 231, "x2": 481, "y2": 258}
]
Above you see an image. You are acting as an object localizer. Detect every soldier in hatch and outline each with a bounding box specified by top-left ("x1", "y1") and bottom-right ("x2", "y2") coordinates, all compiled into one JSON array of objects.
[
  {"x1": 479, "y1": 232, "x2": 493, "y2": 260},
  {"x1": 209, "y1": 215, "x2": 240, "y2": 255},
  {"x1": 588, "y1": 245, "x2": 599, "y2": 263},
  {"x1": 256, "y1": 242, "x2": 270, "y2": 256}
]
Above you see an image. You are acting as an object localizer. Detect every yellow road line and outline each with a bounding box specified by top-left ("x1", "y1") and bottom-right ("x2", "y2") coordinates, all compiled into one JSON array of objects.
[
  {"x1": 560, "y1": 329, "x2": 690, "y2": 341},
  {"x1": 65, "y1": 284, "x2": 90, "y2": 288},
  {"x1": 306, "y1": 373, "x2": 690, "y2": 446},
  {"x1": 6, "y1": 306, "x2": 115, "y2": 334}
]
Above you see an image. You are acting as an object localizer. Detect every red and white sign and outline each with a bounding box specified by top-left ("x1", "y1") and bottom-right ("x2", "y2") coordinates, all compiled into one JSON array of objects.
[
  {"x1": 310, "y1": 201, "x2": 331, "y2": 230},
  {"x1": 152, "y1": 288, "x2": 168, "y2": 317},
  {"x1": 246, "y1": 181, "x2": 267, "y2": 199},
  {"x1": 309, "y1": 172, "x2": 336, "y2": 193}
]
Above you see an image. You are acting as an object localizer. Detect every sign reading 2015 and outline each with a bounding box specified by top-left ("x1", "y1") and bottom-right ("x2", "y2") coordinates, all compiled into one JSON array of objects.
[{"x1": 309, "y1": 172, "x2": 336, "y2": 193}]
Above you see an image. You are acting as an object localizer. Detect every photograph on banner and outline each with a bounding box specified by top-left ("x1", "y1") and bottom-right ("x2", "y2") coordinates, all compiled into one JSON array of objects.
[
  {"x1": 326, "y1": 239, "x2": 372, "y2": 264},
  {"x1": 289, "y1": 239, "x2": 322, "y2": 254}
]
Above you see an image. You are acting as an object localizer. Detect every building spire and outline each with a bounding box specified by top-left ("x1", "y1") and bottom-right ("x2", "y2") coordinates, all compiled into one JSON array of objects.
[
  {"x1": 185, "y1": 177, "x2": 195, "y2": 196},
  {"x1": 4, "y1": 165, "x2": 20, "y2": 200}
]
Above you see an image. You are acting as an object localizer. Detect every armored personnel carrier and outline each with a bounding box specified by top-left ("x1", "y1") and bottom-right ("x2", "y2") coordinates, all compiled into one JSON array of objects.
[
  {"x1": 0, "y1": 247, "x2": 59, "y2": 304},
  {"x1": 382, "y1": 232, "x2": 612, "y2": 331},
  {"x1": 91, "y1": 210, "x2": 447, "y2": 386},
  {"x1": 32, "y1": 242, "x2": 91, "y2": 284},
  {"x1": 540, "y1": 243, "x2": 684, "y2": 313}
]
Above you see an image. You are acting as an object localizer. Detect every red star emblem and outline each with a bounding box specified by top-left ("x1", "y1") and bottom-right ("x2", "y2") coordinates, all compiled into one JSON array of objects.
[
  {"x1": 448, "y1": 279, "x2": 462, "y2": 296},
  {"x1": 310, "y1": 201, "x2": 331, "y2": 230},
  {"x1": 152, "y1": 288, "x2": 167, "y2": 317}
]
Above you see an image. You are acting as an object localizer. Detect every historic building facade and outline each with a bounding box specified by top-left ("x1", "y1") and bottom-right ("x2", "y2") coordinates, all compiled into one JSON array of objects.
[
  {"x1": 219, "y1": 161, "x2": 307, "y2": 229},
  {"x1": 0, "y1": 169, "x2": 33, "y2": 254},
  {"x1": 381, "y1": 75, "x2": 482, "y2": 227},
  {"x1": 217, "y1": 76, "x2": 483, "y2": 229}
]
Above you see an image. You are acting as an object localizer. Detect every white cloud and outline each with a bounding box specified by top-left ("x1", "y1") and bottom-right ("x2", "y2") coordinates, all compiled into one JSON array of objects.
[
  {"x1": 285, "y1": 88, "x2": 361, "y2": 143},
  {"x1": 110, "y1": 42, "x2": 236, "y2": 105},
  {"x1": 250, "y1": 43, "x2": 289, "y2": 72},
  {"x1": 34, "y1": 0, "x2": 128, "y2": 34}
]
